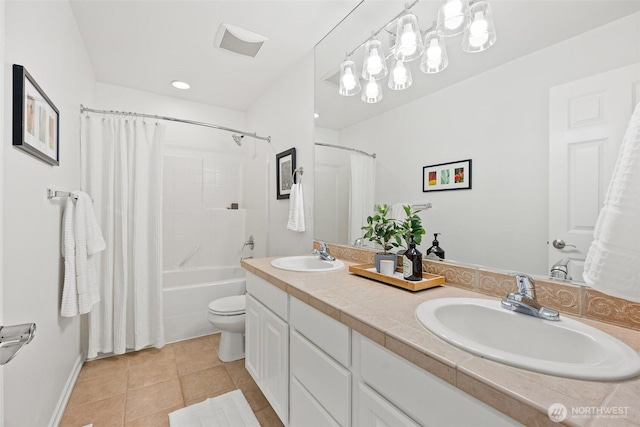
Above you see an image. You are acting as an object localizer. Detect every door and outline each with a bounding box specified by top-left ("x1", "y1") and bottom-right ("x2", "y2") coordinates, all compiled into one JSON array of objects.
[
  {"x1": 549, "y1": 63, "x2": 640, "y2": 281},
  {"x1": 261, "y1": 307, "x2": 289, "y2": 425},
  {"x1": 244, "y1": 295, "x2": 261, "y2": 383}
]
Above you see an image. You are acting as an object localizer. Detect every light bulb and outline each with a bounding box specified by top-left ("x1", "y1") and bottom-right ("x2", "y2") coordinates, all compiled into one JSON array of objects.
[
  {"x1": 392, "y1": 61, "x2": 408, "y2": 85},
  {"x1": 399, "y1": 23, "x2": 417, "y2": 56},
  {"x1": 365, "y1": 79, "x2": 379, "y2": 99},
  {"x1": 469, "y1": 11, "x2": 489, "y2": 47},
  {"x1": 443, "y1": 0, "x2": 464, "y2": 30},
  {"x1": 367, "y1": 47, "x2": 383, "y2": 75},
  {"x1": 342, "y1": 68, "x2": 356, "y2": 91},
  {"x1": 426, "y1": 39, "x2": 442, "y2": 62}
]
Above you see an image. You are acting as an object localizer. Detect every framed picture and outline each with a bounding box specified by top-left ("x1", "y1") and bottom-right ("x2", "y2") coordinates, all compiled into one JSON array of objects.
[
  {"x1": 423, "y1": 159, "x2": 472, "y2": 192},
  {"x1": 12, "y1": 64, "x2": 60, "y2": 166},
  {"x1": 276, "y1": 147, "x2": 296, "y2": 199}
]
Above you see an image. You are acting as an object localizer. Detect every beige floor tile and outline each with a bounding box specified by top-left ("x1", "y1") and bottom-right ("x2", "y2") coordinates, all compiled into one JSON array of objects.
[
  {"x1": 78, "y1": 355, "x2": 129, "y2": 382},
  {"x1": 238, "y1": 381, "x2": 270, "y2": 413},
  {"x1": 128, "y1": 356, "x2": 178, "y2": 390},
  {"x1": 68, "y1": 369, "x2": 128, "y2": 408},
  {"x1": 254, "y1": 405, "x2": 285, "y2": 427},
  {"x1": 126, "y1": 345, "x2": 175, "y2": 369},
  {"x1": 179, "y1": 365, "x2": 236, "y2": 402},
  {"x1": 224, "y1": 359, "x2": 255, "y2": 388},
  {"x1": 125, "y1": 378, "x2": 184, "y2": 423},
  {"x1": 171, "y1": 335, "x2": 215, "y2": 359},
  {"x1": 60, "y1": 394, "x2": 126, "y2": 427},
  {"x1": 174, "y1": 345, "x2": 221, "y2": 376},
  {"x1": 124, "y1": 404, "x2": 183, "y2": 427}
]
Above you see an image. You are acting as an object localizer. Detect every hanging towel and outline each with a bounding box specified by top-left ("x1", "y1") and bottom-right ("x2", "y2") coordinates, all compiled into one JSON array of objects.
[
  {"x1": 287, "y1": 182, "x2": 306, "y2": 232},
  {"x1": 583, "y1": 103, "x2": 640, "y2": 302},
  {"x1": 61, "y1": 191, "x2": 106, "y2": 317}
]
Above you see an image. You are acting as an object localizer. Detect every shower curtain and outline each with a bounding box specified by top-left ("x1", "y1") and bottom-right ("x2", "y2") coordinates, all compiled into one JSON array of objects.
[
  {"x1": 349, "y1": 153, "x2": 376, "y2": 245},
  {"x1": 81, "y1": 115, "x2": 166, "y2": 359}
]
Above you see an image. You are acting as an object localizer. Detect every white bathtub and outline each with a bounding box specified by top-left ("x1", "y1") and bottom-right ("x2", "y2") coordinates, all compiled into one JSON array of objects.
[{"x1": 163, "y1": 266, "x2": 246, "y2": 343}]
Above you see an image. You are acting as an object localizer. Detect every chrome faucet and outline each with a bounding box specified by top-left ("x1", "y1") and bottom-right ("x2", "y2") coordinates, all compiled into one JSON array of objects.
[
  {"x1": 353, "y1": 237, "x2": 365, "y2": 247},
  {"x1": 241, "y1": 235, "x2": 255, "y2": 251},
  {"x1": 312, "y1": 241, "x2": 336, "y2": 261},
  {"x1": 550, "y1": 258, "x2": 572, "y2": 280},
  {"x1": 501, "y1": 274, "x2": 560, "y2": 321}
]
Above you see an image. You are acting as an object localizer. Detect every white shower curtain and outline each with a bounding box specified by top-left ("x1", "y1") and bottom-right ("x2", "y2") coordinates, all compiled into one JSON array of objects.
[
  {"x1": 81, "y1": 115, "x2": 166, "y2": 359},
  {"x1": 349, "y1": 153, "x2": 376, "y2": 245}
]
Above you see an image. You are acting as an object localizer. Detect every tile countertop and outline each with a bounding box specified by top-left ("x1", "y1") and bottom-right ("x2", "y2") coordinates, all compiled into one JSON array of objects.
[{"x1": 241, "y1": 257, "x2": 640, "y2": 427}]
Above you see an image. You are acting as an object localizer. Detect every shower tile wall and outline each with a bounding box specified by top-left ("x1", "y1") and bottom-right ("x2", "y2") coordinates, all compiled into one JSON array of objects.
[{"x1": 164, "y1": 153, "x2": 246, "y2": 270}]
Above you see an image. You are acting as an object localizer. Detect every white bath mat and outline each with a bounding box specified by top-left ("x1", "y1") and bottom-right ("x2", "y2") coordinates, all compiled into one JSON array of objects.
[{"x1": 168, "y1": 389, "x2": 259, "y2": 427}]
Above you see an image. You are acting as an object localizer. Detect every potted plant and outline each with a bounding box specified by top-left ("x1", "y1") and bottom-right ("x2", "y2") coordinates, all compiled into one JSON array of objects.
[
  {"x1": 361, "y1": 204, "x2": 403, "y2": 272},
  {"x1": 398, "y1": 205, "x2": 426, "y2": 281},
  {"x1": 398, "y1": 205, "x2": 426, "y2": 247}
]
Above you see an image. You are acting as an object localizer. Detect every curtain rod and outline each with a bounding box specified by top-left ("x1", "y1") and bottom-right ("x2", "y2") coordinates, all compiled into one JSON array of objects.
[
  {"x1": 315, "y1": 142, "x2": 376, "y2": 159},
  {"x1": 80, "y1": 104, "x2": 271, "y2": 143}
]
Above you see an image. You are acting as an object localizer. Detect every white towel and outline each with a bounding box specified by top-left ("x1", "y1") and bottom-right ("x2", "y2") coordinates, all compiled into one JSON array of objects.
[
  {"x1": 169, "y1": 390, "x2": 259, "y2": 427},
  {"x1": 61, "y1": 191, "x2": 106, "y2": 317},
  {"x1": 583, "y1": 103, "x2": 640, "y2": 302},
  {"x1": 287, "y1": 182, "x2": 305, "y2": 232}
]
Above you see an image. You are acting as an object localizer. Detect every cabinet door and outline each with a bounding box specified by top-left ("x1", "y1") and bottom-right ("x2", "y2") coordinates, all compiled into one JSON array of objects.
[
  {"x1": 356, "y1": 383, "x2": 419, "y2": 427},
  {"x1": 262, "y1": 306, "x2": 289, "y2": 425},
  {"x1": 245, "y1": 294, "x2": 261, "y2": 383},
  {"x1": 290, "y1": 376, "x2": 340, "y2": 427}
]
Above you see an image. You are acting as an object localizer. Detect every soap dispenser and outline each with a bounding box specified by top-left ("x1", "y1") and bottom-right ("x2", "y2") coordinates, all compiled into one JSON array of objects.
[{"x1": 426, "y1": 233, "x2": 445, "y2": 260}]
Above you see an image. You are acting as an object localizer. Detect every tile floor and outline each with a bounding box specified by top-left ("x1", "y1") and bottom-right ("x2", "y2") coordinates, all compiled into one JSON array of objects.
[{"x1": 60, "y1": 334, "x2": 283, "y2": 427}]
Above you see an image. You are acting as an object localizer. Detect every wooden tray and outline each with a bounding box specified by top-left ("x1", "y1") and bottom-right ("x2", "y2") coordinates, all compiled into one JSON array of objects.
[{"x1": 348, "y1": 264, "x2": 445, "y2": 292}]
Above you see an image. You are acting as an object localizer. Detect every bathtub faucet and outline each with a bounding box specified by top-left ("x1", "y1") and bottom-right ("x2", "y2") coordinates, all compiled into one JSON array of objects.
[{"x1": 242, "y1": 235, "x2": 254, "y2": 251}]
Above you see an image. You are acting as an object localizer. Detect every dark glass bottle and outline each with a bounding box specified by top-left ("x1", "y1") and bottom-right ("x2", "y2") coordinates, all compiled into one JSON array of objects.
[
  {"x1": 426, "y1": 233, "x2": 445, "y2": 260},
  {"x1": 403, "y1": 238, "x2": 423, "y2": 281}
]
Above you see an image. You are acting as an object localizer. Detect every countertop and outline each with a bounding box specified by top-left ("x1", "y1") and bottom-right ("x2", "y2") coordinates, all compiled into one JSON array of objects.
[{"x1": 241, "y1": 257, "x2": 640, "y2": 427}]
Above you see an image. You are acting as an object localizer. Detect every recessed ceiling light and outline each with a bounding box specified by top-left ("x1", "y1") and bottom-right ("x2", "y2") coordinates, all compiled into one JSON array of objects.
[
  {"x1": 171, "y1": 80, "x2": 190, "y2": 90},
  {"x1": 314, "y1": 113, "x2": 320, "y2": 118}
]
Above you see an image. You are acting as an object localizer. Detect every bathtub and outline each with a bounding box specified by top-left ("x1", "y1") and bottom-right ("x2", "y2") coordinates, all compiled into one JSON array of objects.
[{"x1": 163, "y1": 266, "x2": 246, "y2": 343}]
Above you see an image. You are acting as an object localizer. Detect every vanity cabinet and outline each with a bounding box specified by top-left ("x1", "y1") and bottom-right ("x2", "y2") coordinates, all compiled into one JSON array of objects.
[{"x1": 245, "y1": 274, "x2": 289, "y2": 425}]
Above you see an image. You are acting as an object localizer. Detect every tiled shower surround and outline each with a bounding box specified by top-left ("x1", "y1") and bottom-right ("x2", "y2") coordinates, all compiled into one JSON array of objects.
[{"x1": 320, "y1": 242, "x2": 640, "y2": 332}]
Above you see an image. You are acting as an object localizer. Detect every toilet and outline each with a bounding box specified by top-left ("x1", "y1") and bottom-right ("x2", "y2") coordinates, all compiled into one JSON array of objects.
[{"x1": 207, "y1": 295, "x2": 246, "y2": 362}]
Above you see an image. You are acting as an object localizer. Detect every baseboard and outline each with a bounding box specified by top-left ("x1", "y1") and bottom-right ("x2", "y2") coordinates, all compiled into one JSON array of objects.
[{"x1": 48, "y1": 352, "x2": 84, "y2": 427}]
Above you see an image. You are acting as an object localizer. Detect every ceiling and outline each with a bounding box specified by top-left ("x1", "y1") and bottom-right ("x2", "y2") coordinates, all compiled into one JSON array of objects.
[
  {"x1": 315, "y1": 0, "x2": 640, "y2": 130},
  {"x1": 69, "y1": 0, "x2": 362, "y2": 112}
]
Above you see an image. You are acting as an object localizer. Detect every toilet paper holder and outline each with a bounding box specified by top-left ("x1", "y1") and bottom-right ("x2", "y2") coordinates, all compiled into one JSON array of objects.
[{"x1": 0, "y1": 323, "x2": 36, "y2": 365}]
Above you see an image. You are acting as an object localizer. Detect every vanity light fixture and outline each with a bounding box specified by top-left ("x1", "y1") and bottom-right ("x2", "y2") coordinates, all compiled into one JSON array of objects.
[
  {"x1": 171, "y1": 80, "x2": 190, "y2": 90},
  {"x1": 336, "y1": 0, "x2": 496, "y2": 103}
]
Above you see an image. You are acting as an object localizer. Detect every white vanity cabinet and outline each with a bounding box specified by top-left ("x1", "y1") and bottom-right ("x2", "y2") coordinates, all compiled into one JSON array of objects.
[
  {"x1": 245, "y1": 273, "x2": 289, "y2": 425},
  {"x1": 289, "y1": 297, "x2": 351, "y2": 427}
]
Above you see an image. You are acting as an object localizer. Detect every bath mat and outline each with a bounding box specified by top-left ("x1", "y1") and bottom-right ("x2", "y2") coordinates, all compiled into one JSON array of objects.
[{"x1": 168, "y1": 389, "x2": 259, "y2": 427}]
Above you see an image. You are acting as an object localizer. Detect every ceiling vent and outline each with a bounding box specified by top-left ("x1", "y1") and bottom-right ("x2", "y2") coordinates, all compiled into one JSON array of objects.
[{"x1": 215, "y1": 23, "x2": 268, "y2": 58}]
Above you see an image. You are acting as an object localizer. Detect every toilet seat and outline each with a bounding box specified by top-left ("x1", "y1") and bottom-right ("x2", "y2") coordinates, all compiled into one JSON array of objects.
[{"x1": 208, "y1": 295, "x2": 246, "y2": 316}]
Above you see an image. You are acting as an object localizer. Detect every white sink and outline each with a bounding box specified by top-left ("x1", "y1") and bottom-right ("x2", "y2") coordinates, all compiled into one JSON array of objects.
[
  {"x1": 416, "y1": 298, "x2": 640, "y2": 381},
  {"x1": 270, "y1": 255, "x2": 344, "y2": 272}
]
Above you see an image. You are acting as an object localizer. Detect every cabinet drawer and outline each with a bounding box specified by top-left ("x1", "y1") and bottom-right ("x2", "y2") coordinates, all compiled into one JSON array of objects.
[
  {"x1": 291, "y1": 330, "x2": 351, "y2": 426},
  {"x1": 356, "y1": 382, "x2": 419, "y2": 427},
  {"x1": 290, "y1": 376, "x2": 340, "y2": 427},
  {"x1": 356, "y1": 333, "x2": 519, "y2": 426},
  {"x1": 246, "y1": 272, "x2": 288, "y2": 320},
  {"x1": 290, "y1": 297, "x2": 350, "y2": 367}
]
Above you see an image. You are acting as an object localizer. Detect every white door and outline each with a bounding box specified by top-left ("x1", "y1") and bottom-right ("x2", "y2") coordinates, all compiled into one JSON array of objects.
[
  {"x1": 549, "y1": 63, "x2": 640, "y2": 281},
  {"x1": 261, "y1": 308, "x2": 289, "y2": 426},
  {"x1": 244, "y1": 295, "x2": 261, "y2": 383}
]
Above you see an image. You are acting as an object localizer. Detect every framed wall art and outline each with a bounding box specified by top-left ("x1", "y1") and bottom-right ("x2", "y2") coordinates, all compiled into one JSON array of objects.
[
  {"x1": 276, "y1": 147, "x2": 296, "y2": 199},
  {"x1": 423, "y1": 159, "x2": 472, "y2": 192},
  {"x1": 12, "y1": 64, "x2": 60, "y2": 166}
]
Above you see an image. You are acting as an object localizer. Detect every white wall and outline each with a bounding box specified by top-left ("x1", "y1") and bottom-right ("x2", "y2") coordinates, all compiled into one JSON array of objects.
[
  {"x1": 339, "y1": 14, "x2": 640, "y2": 275},
  {"x1": 0, "y1": 0, "x2": 5, "y2": 424},
  {"x1": 2, "y1": 2, "x2": 96, "y2": 426},
  {"x1": 247, "y1": 52, "x2": 315, "y2": 257}
]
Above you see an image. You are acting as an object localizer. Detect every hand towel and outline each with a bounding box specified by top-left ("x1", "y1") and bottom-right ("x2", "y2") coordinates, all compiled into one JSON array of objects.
[
  {"x1": 61, "y1": 191, "x2": 106, "y2": 317},
  {"x1": 287, "y1": 182, "x2": 306, "y2": 232},
  {"x1": 583, "y1": 103, "x2": 640, "y2": 302}
]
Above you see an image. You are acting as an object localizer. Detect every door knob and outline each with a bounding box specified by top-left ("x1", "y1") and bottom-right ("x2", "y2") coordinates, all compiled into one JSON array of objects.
[{"x1": 552, "y1": 239, "x2": 576, "y2": 250}]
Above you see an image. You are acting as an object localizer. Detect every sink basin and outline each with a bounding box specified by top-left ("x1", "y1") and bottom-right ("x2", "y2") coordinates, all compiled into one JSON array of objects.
[
  {"x1": 416, "y1": 298, "x2": 640, "y2": 381},
  {"x1": 270, "y1": 255, "x2": 344, "y2": 272}
]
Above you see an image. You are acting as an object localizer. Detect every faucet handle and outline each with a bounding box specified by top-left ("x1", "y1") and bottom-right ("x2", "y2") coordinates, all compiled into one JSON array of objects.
[
  {"x1": 317, "y1": 240, "x2": 329, "y2": 251},
  {"x1": 510, "y1": 273, "x2": 536, "y2": 299}
]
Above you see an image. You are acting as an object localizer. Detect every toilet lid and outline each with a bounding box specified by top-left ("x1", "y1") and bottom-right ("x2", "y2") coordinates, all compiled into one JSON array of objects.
[{"x1": 208, "y1": 295, "x2": 246, "y2": 315}]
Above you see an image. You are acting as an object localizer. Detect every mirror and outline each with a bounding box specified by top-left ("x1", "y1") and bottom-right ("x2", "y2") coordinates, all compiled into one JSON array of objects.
[{"x1": 314, "y1": 1, "x2": 640, "y2": 279}]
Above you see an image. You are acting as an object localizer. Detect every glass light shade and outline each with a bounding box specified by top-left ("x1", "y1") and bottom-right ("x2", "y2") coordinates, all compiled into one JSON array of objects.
[
  {"x1": 361, "y1": 37, "x2": 388, "y2": 80},
  {"x1": 338, "y1": 59, "x2": 361, "y2": 96},
  {"x1": 394, "y1": 13, "x2": 424, "y2": 62},
  {"x1": 388, "y1": 58, "x2": 413, "y2": 90},
  {"x1": 437, "y1": 0, "x2": 471, "y2": 37},
  {"x1": 361, "y1": 77, "x2": 383, "y2": 103},
  {"x1": 462, "y1": 1, "x2": 497, "y2": 52},
  {"x1": 420, "y1": 31, "x2": 448, "y2": 74}
]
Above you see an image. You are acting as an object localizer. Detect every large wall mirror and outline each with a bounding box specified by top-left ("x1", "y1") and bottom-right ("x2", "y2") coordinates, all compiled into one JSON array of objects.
[{"x1": 314, "y1": 1, "x2": 640, "y2": 281}]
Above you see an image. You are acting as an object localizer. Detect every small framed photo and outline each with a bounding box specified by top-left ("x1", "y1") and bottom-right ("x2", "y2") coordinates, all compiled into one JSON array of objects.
[
  {"x1": 12, "y1": 64, "x2": 60, "y2": 166},
  {"x1": 276, "y1": 147, "x2": 296, "y2": 199},
  {"x1": 423, "y1": 159, "x2": 472, "y2": 192}
]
